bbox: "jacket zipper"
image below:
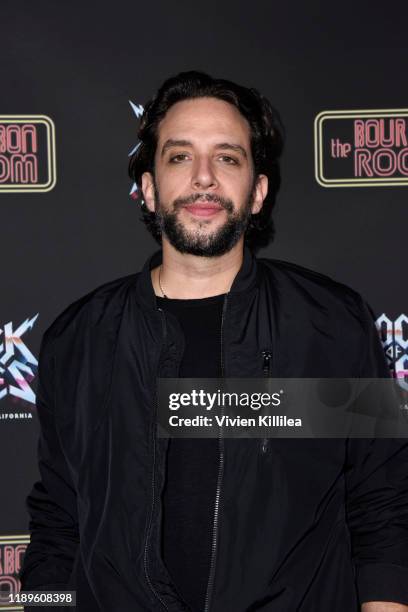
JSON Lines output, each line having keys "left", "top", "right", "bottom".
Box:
{"left": 203, "top": 293, "right": 229, "bottom": 612}
{"left": 144, "top": 307, "right": 169, "bottom": 610}
{"left": 261, "top": 349, "right": 272, "bottom": 454}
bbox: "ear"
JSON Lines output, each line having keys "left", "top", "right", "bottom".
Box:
{"left": 251, "top": 174, "right": 268, "bottom": 215}
{"left": 141, "top": 172, "right": 156, "bottom": 213}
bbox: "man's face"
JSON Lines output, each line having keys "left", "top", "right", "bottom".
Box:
{"left": 141, "top": 97, "right": 268, "bottom": 256}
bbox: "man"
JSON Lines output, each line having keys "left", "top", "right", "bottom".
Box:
{"left": 21, "top": 71, "right": 408, "bottom": 611}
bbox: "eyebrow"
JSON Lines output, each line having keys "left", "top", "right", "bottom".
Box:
{"left": 161, "top": 139, "right": 191, "bottom": 156}
{"left": 216, "top": 142, "right": 248, "bottom": 158}
{"left": 161, "top": 139, "right": 248, "bottom": 159}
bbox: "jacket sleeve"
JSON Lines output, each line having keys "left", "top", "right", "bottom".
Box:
{"left": 345, "top": 298, "right": 408, "bottom": 605}
{"left": 19, "top": 329, "right": 79, "bottom": 592}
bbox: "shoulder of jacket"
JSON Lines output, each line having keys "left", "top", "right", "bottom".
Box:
{"left": 42, "top": 272, "right": 140, "bottom": 348}
{"left": 258, "top": 257, "right": 368, "bottom": 317}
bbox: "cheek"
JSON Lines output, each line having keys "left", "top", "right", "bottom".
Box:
{"left": 225, "top": 174, "right": 253, "bottom": 203}
{"left": 155, "top": 165, "right": 191, "bottom": 199}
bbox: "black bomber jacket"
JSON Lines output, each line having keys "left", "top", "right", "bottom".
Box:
{"left": 20, "top": 247, "right": 408, "bottom": 611}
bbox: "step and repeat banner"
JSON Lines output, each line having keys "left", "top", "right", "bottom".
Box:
{"left": 1, "top": 1, "right": 407, "bottom": 605}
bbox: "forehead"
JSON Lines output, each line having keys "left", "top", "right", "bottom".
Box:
{"left": 156, "top": 97, "right": 251, "bottom": 147}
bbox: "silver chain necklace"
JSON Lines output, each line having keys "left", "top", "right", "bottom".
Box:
{"left": 158, "top": 265, "right": 168, "bottom": 298}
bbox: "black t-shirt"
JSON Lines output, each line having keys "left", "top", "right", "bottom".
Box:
{"left": 157, "top": 293, "right": 226, "bottom": 612}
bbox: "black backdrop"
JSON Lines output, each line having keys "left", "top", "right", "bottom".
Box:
{"left": 1, "top": 0, "right": 407, "bottom": 600}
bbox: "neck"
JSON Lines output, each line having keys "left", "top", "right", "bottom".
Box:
{"left": 152, "top": 239, "right": 245, "bottom": 299}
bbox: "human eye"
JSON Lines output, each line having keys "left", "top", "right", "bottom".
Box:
{"left": 169, "top": 153, "right": 190, "bottom": 163}
{"left": 218, "top": 155, "right": 239, "bottom": 165}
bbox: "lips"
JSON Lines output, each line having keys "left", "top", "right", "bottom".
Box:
{"left": 183, "top": 202, "right": 223, "bottom": 218}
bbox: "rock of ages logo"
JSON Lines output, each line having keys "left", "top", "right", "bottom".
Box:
{"left": 314, "top": 109, "right": 408, "bottom": 187}
{"left": 0, "top": 315, "right": 38, "bottom": 412}
{"left": 0, "top": 116, "right": 56, "bottom": 193}
{"left": 376, "top": 314, "right": 408, "bottom": 392}
{"left": 0, "top": 535, "right": 29, "bottom": 609}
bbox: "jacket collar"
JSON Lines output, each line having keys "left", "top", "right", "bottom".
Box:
{"left": 135, "top": 245, "right": 259, "bottom": 309}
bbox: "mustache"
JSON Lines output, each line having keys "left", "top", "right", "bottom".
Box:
{"left": 173, "top": 192, "right": 234, "bottom": 212}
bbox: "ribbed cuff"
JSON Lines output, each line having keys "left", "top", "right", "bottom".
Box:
{"left": 356, "top": 563, "right": 408, "bottom": 604}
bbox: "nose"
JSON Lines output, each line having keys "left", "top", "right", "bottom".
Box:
{"left": 191, "top": 155, "right": 218, "bottom": 191}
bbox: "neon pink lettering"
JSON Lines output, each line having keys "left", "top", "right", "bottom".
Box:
{"left": 6, "top": 125, "right": 21, "bottom": 153}
{"left": 379, "top": 119, "right": 394, "bottom": 147}
{"left": 0, "top": 575, "right": 18, "bottom": 592}
{"left": 21, "top": 124, "right": 37, "bottom": 153}
{"left": 4, "top": 546, "right": 14, "bottom": 574}
{"left": 353, "top": 118, "right": 408, "bottom": 149}
{"left": 14, "top": 545, "right": 26, "bottom": 574}
{"left": 372, "top": 149, "right": 396, "bottom": 176}
{"left": 0, "top": 126, "right": 5, "bottom": 153}
{"left": 354, "top": 149, "right": 374, "bottom": 177}
{"left": 354, "top": 120, "right": 365, "bottom": 147}
{"left": 0, "top": 156, "right": 10, "bottom": 182}
{"left": 366, "top": 120, "right": 380, "bottom": 147}
{"left": 10, "top": 154, "right": 38, "bottom": 183}
{"left": 399, "top": 150, "right": 408, "bottom": 175}
{"left": 396, "top": 118, "right": 408, "bottom": 147}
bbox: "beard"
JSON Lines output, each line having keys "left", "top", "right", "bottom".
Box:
{"left": 152, "top": 179, "right": 256, "bottom": 257}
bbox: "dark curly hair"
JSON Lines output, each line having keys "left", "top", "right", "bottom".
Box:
{"left": 128, "top": 70, "right": 284, "bottom": 252}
